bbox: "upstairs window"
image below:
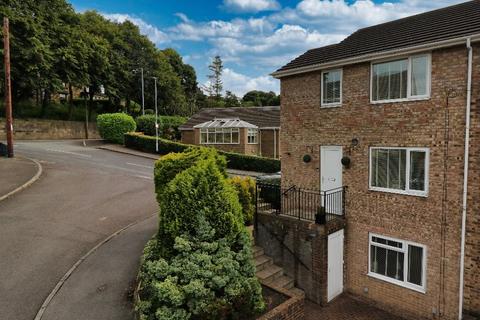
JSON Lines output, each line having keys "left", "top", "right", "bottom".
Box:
{"left": 371, "top": 54, "right": 430, "bottom": 103}
{"left": 370, "top": 147, "right": 428, "bottom": 196}
{"left": 247, "top": 128, "right": 258, "bottom": 144}
{"left": 369, "top": 234, "right": 426, "bottom": 292}
{"left": 321, "top": 69, "right": 342, "bottom": 107}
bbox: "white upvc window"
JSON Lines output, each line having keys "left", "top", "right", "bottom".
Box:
{"left": 369, "top": 233, "right": 427, "bottom": 293}
{"left": 371, "top": 54, "right": 431, "bottom": 103}
{"left": 247, "top": 128, "right": 258, "bottom": 144}
{"left": 321, "top": 69, "right": 342, "bottom": 107}
{"left": 369, "top": 147, "right": 429, "bottom": 197}
{"left": 200, "top": 127, "right": 240, "bottom": 144}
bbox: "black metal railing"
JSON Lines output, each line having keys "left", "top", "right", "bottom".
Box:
{"left": 256, "top": 183, "right": 347, "bottom": 223}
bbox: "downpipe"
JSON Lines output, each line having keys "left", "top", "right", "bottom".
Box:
{"left": 458, "top": 37, "right": 472, "bottom": 320}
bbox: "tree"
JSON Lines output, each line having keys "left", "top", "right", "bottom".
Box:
{"left": 242, "top": 90, "right": 280, "bottom": 107}
{"left": 207, "top": 56, "right": 223, "bottom": 101}
{"left": 224, "top": 91, "right": 240, "bottom": 108}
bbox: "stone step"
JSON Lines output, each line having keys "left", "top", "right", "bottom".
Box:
{"left": 252, "top": 246, "right": 264, "bottom": 258}
{"left": 255, "top": 254, "right": 272, "bottom": 272}
{"left": 288, "top": 287, "right": 305, "bottom": 297}
{"left": 272, "top": 275, "right": 294, "bottom": 289}
{"left": 256, "top": 264, "right": 283, "bottom": 283}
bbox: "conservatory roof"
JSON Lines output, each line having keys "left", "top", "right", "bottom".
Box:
{"left": 193, "top": 118, "right": 258, "bottom": 129}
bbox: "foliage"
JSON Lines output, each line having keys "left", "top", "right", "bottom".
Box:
{"left": 135, "top": 115, "right": 161, "bottom": 136}
{"left": 242, "top": 91, "right": 280, "bottom": 107}
{"left": 224, "top": 91, "right": 241, "bottom": 108}
{"left": 97, "top": 113, "right": 136, "bottom": 144}
{"left": 137, "top": 149, "right": 264, "bottom": 319}
{"left": 159, "top": 115, "right": 188, "bottom": 140}
{"left": 0, "top": 2, "right": 199, "bottom": 117}
{"left": 228, "top": 176, "right": 256, "bottom": 226}
{"left": 124, "top": 132, "right": 281, "bottom": 173}
{"left": 206, "top": 56, "right": 223, "bottom": 100}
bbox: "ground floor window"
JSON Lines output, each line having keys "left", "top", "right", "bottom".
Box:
{"left": 247, "top": 128, "right": 258, "bottom": 144}
{"left": 200, "top": 128, "right": 239, "bottom": 144}
{"left": 369, "top": 233, "right": 426, "bottom": 292}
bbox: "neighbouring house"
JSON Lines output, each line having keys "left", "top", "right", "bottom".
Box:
{"left": 254, "top": 1, "right": 480, "bottom": 320}
{"left": 179, "top": 106, "right": 280, "bottom": 158}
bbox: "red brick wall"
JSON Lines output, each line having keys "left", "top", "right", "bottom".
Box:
{"left": 280, "top": 44, "right": 480, "bottom": 319}
{"left": 180, "top": 130, "right": 195, "bottom": 144}
{"left": 261, "top": 129, "right": 281, "bottom": 159}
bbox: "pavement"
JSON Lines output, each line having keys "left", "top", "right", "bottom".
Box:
{"left": 0, "top": 140, "right": 158, "bottom": 320}
{"left": 0, "top": 156, "right": 40, "bottom": 199}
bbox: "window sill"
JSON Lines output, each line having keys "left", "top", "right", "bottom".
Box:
{"left": 367, "top": 272, "right": 426, "bottom": 294}
{"left": 369, "top": 187, "right": 428, "bottom": 198}
{"left": 370, "top": 96, "right": 430, "bottom": 104}
{"left": 321, "top": 103, "right": 342, "bottom": 108}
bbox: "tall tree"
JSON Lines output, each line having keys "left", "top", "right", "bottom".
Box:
{"left": 207, "top": 55, "right": 223, "bottom": 101}
{"left": 224, "top": 91, "right": 240, "bottom": 108}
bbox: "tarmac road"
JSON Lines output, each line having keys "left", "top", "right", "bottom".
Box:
{"left": 0, "top": 140, "right": 159, "bottom": 320}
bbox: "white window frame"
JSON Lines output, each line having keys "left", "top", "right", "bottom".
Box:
{"left": 368, "top": 233, "right": 427, "bottom": 293}
{"left": 370, "top": 53, "right": 431, "bottom": 104}
{"left": 321, "top": 68, "right": 343, "bottom": 107}
{"left": 247, "top": 128, "right": 259, "bottom": 144}
{"left": 199, "top": 127, "right": 240, "bottom": 145}
{"left": 369, "top": 147, "right": 429, "bottom": 197}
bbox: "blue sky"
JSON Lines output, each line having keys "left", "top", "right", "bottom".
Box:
{"left": 70, "top": 0, "right": 464, "bottom": 96}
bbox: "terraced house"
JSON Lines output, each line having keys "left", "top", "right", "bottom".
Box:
{"left": 259, "top": 1, "right": 480, "bottom": 319}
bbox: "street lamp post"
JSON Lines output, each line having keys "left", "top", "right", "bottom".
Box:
{"left": 152, "top": 77, "right": 158, "bottom": 153}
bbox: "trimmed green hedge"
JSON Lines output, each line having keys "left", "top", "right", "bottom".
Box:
{"left": 97, "top": 113, "right": 136, "bottom": 144}
{"left": 124, "top": 132, "right": 281, "bottom": 173}
{"left": 135, "top": 115, "right": 187, "bottom": 140}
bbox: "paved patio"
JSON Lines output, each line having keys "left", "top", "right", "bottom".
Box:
{"left": 305, "top": 294, "right": 406, "bottom": 320}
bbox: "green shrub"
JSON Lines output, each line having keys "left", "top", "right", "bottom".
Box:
{"left": 97, "top": 113, "right": 136, "bottom": 144}
{"left": 136, "top": 115, "right": 161, "bottom": 136}
{"left": 124, "top": 132, "right": 281, "bottom": 173}
{"left": 137, "top": 150, "right": 264, "bottom": 319}
{"left": 229, "top": 176, "right": 256, "bottom": 226}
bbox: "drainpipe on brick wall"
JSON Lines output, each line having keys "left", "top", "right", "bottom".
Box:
{"left": 273, "top": 129, "right": 277, "bottom": 159}
{"left": 458, "top": 37, "right": 473, "bottom": 320}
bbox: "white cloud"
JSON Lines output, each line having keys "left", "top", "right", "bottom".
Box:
{"left": 207, "top": 68, "right": 279, "bottom": 96}
{"left": 101, "top": 13, "right": 169, "bottom": 44}
{"left": 222, "top": 0, "right": 281, "bottom": 13}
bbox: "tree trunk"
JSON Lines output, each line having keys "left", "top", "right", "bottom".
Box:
{"left": 125, "top": 97, "right": 131, "bottom": 115}
{"left": 88, "top": 88, "right": 94, "bottom": 121}
{"left": 41, "top": 89, "right": 50, "bottom": 117}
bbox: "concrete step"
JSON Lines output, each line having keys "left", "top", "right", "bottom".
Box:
{"left": 252, "top": 246, "right": 264, "bottom": 258}
{"left": 273, "top": 275, "right": 294, "bottom": 289}
{"left": 256, "top": 264, "right": 283, "bottom": 283}
{"left": 254, "top": 254, "right": 272, "bottom": 272}
{"left": 288, "top": 287, "right": 305, "bottom": 297}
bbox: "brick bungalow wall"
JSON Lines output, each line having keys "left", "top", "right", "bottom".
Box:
{"left": 279, "top": 44, "right": 480, "bottom": 319}
{"left": 261, "top": 129, "right": 281, "bottom": 159}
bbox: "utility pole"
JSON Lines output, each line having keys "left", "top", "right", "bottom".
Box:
{"left": 3, "top": 17, "right": 13, "bottom": 157}
{"left": 141, "top": 68, "right": 145, "bottom": 115}
{"left": 152, "top": 77, "right": 159, "bottom": 152}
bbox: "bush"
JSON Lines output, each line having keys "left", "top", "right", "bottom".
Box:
{"left": 137, "top": 149, "right": 264, "bottom": 319}
{"left": 97, "top": 113, "right": 136, "bottom": 144}
{"left": 229, "top": 176, "right": 256, "bottom": 226}
{"left": 136, "top": 115, "right": 161, "bottom": 136}
{"left": 124, "top": 132, "right": 281, "bottom": 173}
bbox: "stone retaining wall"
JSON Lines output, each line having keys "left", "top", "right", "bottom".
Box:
{"left": 0, "top": 118, "right": 100, "bottom": 140}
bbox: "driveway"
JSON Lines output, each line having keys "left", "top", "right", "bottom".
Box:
{"left": 0, "top": 140, "right": 158, "bottom": 320}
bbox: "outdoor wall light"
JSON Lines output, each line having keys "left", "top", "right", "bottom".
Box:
{"left": 341, "top": 156, "right": 351, "bottom": 168}
{"left": 303, "top": 154, "right": 312, "bottom": 163}
{"left": 351, "top": 138, "right": 359, "bottom": 147}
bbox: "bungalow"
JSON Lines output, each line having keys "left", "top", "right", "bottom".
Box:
{"left": 179, "top": 106, "right": 280, "bottom": 158}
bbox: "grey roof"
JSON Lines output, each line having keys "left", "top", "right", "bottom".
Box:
{"left": 180, "top": 106, "right": 280, "bottom": 130}
{"left": 276, "top": 0, "right": 480, "bottom": 73}
{"left": 193, "top": 118, "right": 258, "bottom": 129}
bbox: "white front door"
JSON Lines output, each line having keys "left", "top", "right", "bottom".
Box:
{"left": 327, "top": 229, "right": 344, "bottom": 302}
{"left": 320, "top": 146, "right": 343, "bottom": 215}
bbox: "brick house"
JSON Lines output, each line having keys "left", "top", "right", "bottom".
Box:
{"left": 256, "top": 1, "right": 480, "bottom": 319}
{"left": 179, "top": 106, "right": 280, "bottom": 158}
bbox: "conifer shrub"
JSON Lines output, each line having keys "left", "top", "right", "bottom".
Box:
{"left": 228, "top": 176, "right": 256, "bottom": 226}
{"left": 137, "top": 149, "right": 264, "bottom": 320}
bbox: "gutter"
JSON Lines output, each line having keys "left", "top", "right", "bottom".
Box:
{"left": 459, "top": 37, "right": 473, "bottom": 320}
{"left": 271, "top": 34, "right": 480, "bottom": 78}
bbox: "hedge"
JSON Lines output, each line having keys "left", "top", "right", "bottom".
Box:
{"left": 135, "top": 115, "right": 187, "bottom": 140}
{"left": 228, "top": 176, "right": 256, "bottom": 226}
{"left": 124, "top": 132, "right": 280, "bottom": 173}
{"left": 97, "top": 113, "right": 136, "bottom": 144}
{"left": 137, "top": 148, "right": 264, "bottom": 319}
